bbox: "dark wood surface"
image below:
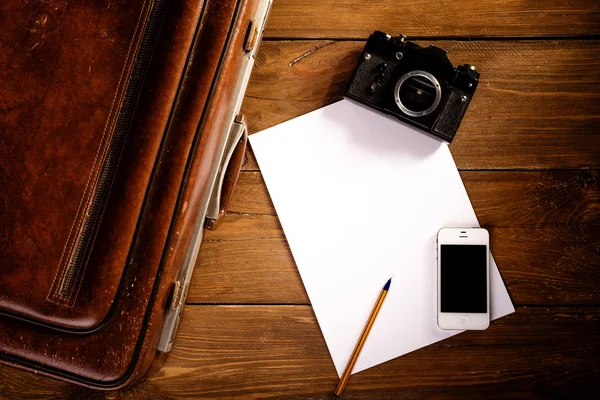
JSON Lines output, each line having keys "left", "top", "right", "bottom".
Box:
{"left": 1, "top": 307, "right": 599, "bottom": 399}
{"left": 263, "top": 0, "right": 600, "bottom": 38}
{"left": 1, "top": 0, "right": 600, "bottom": 398}
{"left": 242, "top": 40, "right": 600, "bottom": 170}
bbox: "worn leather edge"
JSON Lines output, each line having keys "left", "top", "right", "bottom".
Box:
{"left": 0, "top": 0, "right": 155, "bottom": 326}
{"left": 0, "top": 0, "right": 259, "bottom": 389}
{"left": 46, "top": 0, "right": 154, "bottom": 307}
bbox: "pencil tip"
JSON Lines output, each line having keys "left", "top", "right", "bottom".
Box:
{"left": 383, "top": 278, "right": 392, "bottom": 291}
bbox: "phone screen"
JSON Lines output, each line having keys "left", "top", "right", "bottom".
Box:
{"left": 440, "top": 244, "right": 487, "bottom": 313}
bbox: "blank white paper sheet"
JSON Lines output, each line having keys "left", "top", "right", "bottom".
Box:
{"left": 249, "top": 100, "right": 515, "bottom": 377}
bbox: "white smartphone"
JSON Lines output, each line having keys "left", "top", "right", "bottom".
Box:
{"left": 437, "top": 227, "right": 490, "bottom": 330}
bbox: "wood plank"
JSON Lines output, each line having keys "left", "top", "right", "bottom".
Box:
{"left": 240, "top": 40, "right": 600, "bottom": 170}
{"left": 2, "top": 306, "right": 598, "bottom": 399}
{"left": 264, "top": 0, "right": 600, "bottom": 39}
{"left": 228, "top": 170, "right": 600, "bottom": 226}
{"left": 190, "top": 170, "right": 600, "bottom": 305}
{"left": 192, "top": 227, "right": 600, "bottom": 305}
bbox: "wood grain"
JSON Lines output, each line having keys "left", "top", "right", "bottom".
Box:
{"left": 1, "top": 306, "right": 598, "bottom": 399}
{"left": 1, "top": 0, "right": 599, "bottom": 397}
{"left": 188, "top": 170, "right": 600, "bottom": 305}
{"left": 264, "top": 0, "right": 600, "bottom": 39}
{"left": 228, "top": 170, "right": 600, "bottom": 226}
{"left": 240, "top": 40, "right": 600, "bottom": 170}
{"left": 192, "top": 227, "right": 600, "bottom": 305}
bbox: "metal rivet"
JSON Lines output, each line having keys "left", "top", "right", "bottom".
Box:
{"left": 395, "top": 52, "right": 403, "bottom": 60}
{"left": 385, "top": 34, "right": 391, "bottom": 40}
{"left": 364, "top": 53, "right": 371, "bottom": 61}
{"left": 468, "top": 83, "right": 473, "bottom": 88}
{"left": 461, "top": 95, "right": 468, "bottom": 103}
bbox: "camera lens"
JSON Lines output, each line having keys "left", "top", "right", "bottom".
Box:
{"left": 394, "top": 71, "right": 442, "bottom": 117}
{"left": 400, "top": 77, "right": 436, "bottom": 112}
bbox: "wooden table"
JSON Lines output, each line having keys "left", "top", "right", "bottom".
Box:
{"left": 1, "top": 1, "right": 599, "bottom": 398}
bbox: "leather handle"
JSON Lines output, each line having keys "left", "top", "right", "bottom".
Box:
{"left": 205, "top": 114, "right": 248, "bottom": 230}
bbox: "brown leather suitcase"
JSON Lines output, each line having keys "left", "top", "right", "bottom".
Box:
{"left": 0, "top": 0, "right": 271, "bottom": 389}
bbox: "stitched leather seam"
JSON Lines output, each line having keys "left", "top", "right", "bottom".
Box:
{"left": 47, "top": 0, "right": 152, "bottom": 305}
{"left": 47, "top": 7, "right": 149, "bottom": 303}
{"left": 49, "top": 4, "right": 153, "bottom": 304}
{"left": 70, "top": 0, "right": 169, "bottom": 307}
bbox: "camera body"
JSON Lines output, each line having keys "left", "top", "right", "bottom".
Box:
{"left": 344, "top": 31, "right": 480, "bottom": 143}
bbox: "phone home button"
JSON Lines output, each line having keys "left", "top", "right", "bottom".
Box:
{"left": 460, "top": 316, "right": 468, "bottom": 324}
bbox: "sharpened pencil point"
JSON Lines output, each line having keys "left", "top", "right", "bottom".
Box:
{"left": 383, "top": 278, "right": 391, "bottom": 291}
{"left": 333, "top": 277, "right": 392, "bottom": 397}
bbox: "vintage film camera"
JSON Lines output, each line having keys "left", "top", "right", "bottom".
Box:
{"left": 345, "top": 31, "right": 479, "bottom": 143}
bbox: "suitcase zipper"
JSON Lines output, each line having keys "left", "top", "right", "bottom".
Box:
{"left": 56, "top": 0, "right": 171, "bottom": 301}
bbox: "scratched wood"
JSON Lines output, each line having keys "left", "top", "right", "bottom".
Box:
{"left": 191, "top": 228, "right": 600, "bottom": 305}
{"left": 186, "top": 170, "right": 600, "bottom": 305}
{"left": 226, "top": 170, "right": 600, "bottom": 225}
{"left": 192, "top": 228, "right": 599, "bottom": 305}
{"left": 264, "top": 0, "right": 600, "bottom": 39}
{"left": 2, "top": 0, "right": 600, "bottom": 398}
{"left": 1, "top": 307, "right": 598, "bottom": 399}
{"left": 240, "top": 40, "right": 600, "bottom": 170}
